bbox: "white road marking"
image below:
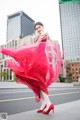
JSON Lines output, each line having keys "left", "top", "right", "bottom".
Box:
{"left": 0, "top": 91, "right": 80, "bottom": 103}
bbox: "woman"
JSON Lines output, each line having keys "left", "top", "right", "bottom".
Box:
{"left": 1, "top": 22, "right": 62, "bottom": 114}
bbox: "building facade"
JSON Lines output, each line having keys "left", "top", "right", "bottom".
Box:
{"left": 60, "top": 59, "right": 80, "bottom": 83}
{"left": 7, "top": 11, "right": 35, "bottom": 42}
{"left": 59, "top": 3, "right": 80, "bottom": 60}
{"left": 66, "top": 60, "right": 80, "bottom": 82}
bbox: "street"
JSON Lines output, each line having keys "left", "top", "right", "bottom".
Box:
{"left": 0, "top": 87, "right": 80, "bottom": 115}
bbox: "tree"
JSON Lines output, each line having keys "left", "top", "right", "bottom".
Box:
{"left": 0, "top": 71, "right": 8, "bottom": 81}
{"left": 68, "top": 72, "right": 73, "bottom": 82}
{"left": 59, "top": 75, "right": 65, "bottom": 82}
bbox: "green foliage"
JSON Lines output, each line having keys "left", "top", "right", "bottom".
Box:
{"left": 68, "top": 72, "right": 73, "bottom": 82}
{"left": 59, "top": 75, "right": 65, "bottom": 82}
{"left": 69, "top": 72, "right": 72, "bottom": 76}
{"left": 0, "top": 71, "right": 8, "bottom": 78}
{"left": 13, "top": 74, "right": 16, "bottom": 81}
{"left": 0, "top": 71, "right": 8, "bottom": 81}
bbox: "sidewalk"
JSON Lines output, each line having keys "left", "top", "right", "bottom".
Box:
{"left": 0, "top": 82, "right": 74, "bottom": 89}
{"left": 8, "top": 100, "right": 80, "bottom": 120}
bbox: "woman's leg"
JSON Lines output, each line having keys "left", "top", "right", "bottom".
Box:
{"left": 39, "top": 90, "right": 46, "bottom": 110}
{"left": 41, "top": 90, "right": 52, "bottom": 111}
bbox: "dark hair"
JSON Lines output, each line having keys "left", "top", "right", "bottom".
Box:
{"left": 34, "top": 22, "right": 44, "bottom": 30}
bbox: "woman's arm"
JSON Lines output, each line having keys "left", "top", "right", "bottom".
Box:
{"left": 35, "top": 32, "right": 52, "bottom": 42}
{"left": 38, "top": 34, "right": 47, "bottom": 41}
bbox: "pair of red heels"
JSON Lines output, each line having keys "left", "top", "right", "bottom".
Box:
{"left": 37, "top": 104, "right": 54, "bottom": 114}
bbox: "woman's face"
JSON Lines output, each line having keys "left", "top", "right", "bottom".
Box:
{"left": 35, "top": 25, "right": 44, "bottom": 35}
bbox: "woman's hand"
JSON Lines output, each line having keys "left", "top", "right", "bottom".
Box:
{"left": 38, "top": 34, "right": 47, "bottom": 42}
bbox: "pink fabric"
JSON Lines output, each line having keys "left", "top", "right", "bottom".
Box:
{"left": 1, "top": 41, "right": 62, "bottom": 102}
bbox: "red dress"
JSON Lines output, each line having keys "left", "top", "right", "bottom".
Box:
{"left": 1, "top": 37, "right": 62, "bottom": 102}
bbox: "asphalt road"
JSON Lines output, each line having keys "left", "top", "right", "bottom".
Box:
{"left": 0, "top": 87, "right": 80, "bottom": 115}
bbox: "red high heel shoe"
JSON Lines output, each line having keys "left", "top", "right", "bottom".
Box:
{"left": 37, "top": 105, "right": 47, "bottom": 113}
{"left": 42, "top": 104, "right": 54, "bottom": 114}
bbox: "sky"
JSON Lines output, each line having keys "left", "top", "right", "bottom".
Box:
{"left": 0, "top": 0, "right": 62, "bottom": 49}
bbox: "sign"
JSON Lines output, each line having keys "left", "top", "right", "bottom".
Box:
{"left": 0, "top": 113, "right": 8, "bottom": 120}
{"left": 59, "top": 0, "right": 80, "bottom": 4}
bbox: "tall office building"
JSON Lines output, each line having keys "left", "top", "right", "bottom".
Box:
{"left": 7, "top": 11, "right": 35, "bottom": 41}
{"left": 59, "top": 1, "right": 80, "bottom": 60}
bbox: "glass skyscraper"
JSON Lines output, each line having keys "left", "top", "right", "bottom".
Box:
{"left": 59, "top": 2, "right": 80, "bottom": 60}
{"left": 7, "top": 11, "right": 35, "bottom": 41}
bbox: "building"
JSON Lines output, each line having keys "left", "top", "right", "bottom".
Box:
{"left": 59, "top": 60, "right": 80, "bottom": 83}
{"left": 59, "top": 2, "right": 80, "bottom": 60}
{"left": 66, "top": 60, "right": 80, "bottom": 82}
{"left": 7, "top": 11, "right": 35, "bottom": 42}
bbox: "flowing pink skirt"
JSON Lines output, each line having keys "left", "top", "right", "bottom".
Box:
{"left": 1, "top": 41, "right": 62, "bottom": 102}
